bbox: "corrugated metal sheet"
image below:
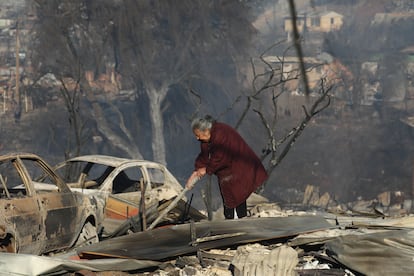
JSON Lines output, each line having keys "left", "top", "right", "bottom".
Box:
{"left": 326, "top": 229, "right": 414, "bottom": 276}
{"left": 78, "top": 216, "right": 332, "bottom": 260}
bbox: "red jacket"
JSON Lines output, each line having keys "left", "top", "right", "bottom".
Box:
{"left": 195, "top": 122, "right": 268, "bottom": 208}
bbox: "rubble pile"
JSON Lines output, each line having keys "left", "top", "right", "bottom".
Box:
{"left": 2, "top": 184, "right": 414, "bottom": 275}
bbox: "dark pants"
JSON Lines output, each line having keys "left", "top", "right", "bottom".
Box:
{"left": 224, "top": 201, "right": 247, "bottom": 219}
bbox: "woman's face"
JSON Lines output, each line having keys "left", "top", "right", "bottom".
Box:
{"left": 193, "top": 128, "right": 211, "bottom": 142}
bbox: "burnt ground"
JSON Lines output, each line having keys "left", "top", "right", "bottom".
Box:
{"left": 263, "top": 104, "right": 414, "bottom": 205}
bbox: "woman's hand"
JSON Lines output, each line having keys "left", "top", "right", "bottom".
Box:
{"left": 185, "top": 168, "right": 206, "bottom": 189}
{"left": 196, "top": 167, "right": 206, "bottom": 178}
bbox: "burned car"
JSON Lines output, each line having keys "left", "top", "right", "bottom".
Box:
{"left": 53, "top": 155, "right": 206, "bottom": 237}
{"left": 0, "top": 153, "right": 102, "bottom": 255}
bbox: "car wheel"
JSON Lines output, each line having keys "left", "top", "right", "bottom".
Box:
{"left": 74, "top": 222, "right": 99, "bottom": 248}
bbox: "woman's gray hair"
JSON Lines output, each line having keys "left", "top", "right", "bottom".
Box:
{"left": 191, "top": 115, "right": 215, "bottom": 131}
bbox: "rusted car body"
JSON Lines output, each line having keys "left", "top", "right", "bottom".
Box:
{"left": 0, "top": 153, "right": 103, "bottom": 255}
{"left": 53, "top": 155, "right": 204, "bottom": 236}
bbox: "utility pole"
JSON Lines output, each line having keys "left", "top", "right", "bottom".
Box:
{"left": 15, "top": 19, "right": 21, "bottom": 119}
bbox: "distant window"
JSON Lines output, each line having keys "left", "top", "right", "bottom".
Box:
{"left": 311, "top": 17, "right": 320, "bottom": 26}
{"left": 330, "top": 18, "right": 335, "bottom": 24}
{"left": 316, "top": 66, "right": 323, "bottom": 74}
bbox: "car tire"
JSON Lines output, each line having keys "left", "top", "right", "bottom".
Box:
{"left": 74, "top": 221, "right": 99, "bottom": 248}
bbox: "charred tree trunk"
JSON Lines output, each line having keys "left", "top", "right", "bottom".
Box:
{"left": 147, "top": 87, "right": 167, "bottom": 165}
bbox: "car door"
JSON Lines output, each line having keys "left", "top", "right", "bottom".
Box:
{"left": 105, "top": 165, "right": 146, "bottom": 220}
{"left": 20, "top": 157, "right": 81, "bottom": 253}
{"left": 0, "top": 157, "right": 43, "bottom": 254}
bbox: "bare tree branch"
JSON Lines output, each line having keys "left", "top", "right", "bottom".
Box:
{"left": 263, "top": 79, "right": 333, "bottom": 179}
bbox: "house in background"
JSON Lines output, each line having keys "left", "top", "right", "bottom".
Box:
{"left": 284, "top": 11, "right": 344, "bottom": 40}
{"left": 257, "top": 53, "right": 353, "bottom": 120}
{"left": 371, "top": 12, "right": 414, "bottom": 25}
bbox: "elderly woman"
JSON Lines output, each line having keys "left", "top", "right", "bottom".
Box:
{"left": 186, "top": 115, "right": 268, "bottom": 219}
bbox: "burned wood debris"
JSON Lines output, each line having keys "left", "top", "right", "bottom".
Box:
{"left": 2, "top": 184, "right": 414, "bottom": 275}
